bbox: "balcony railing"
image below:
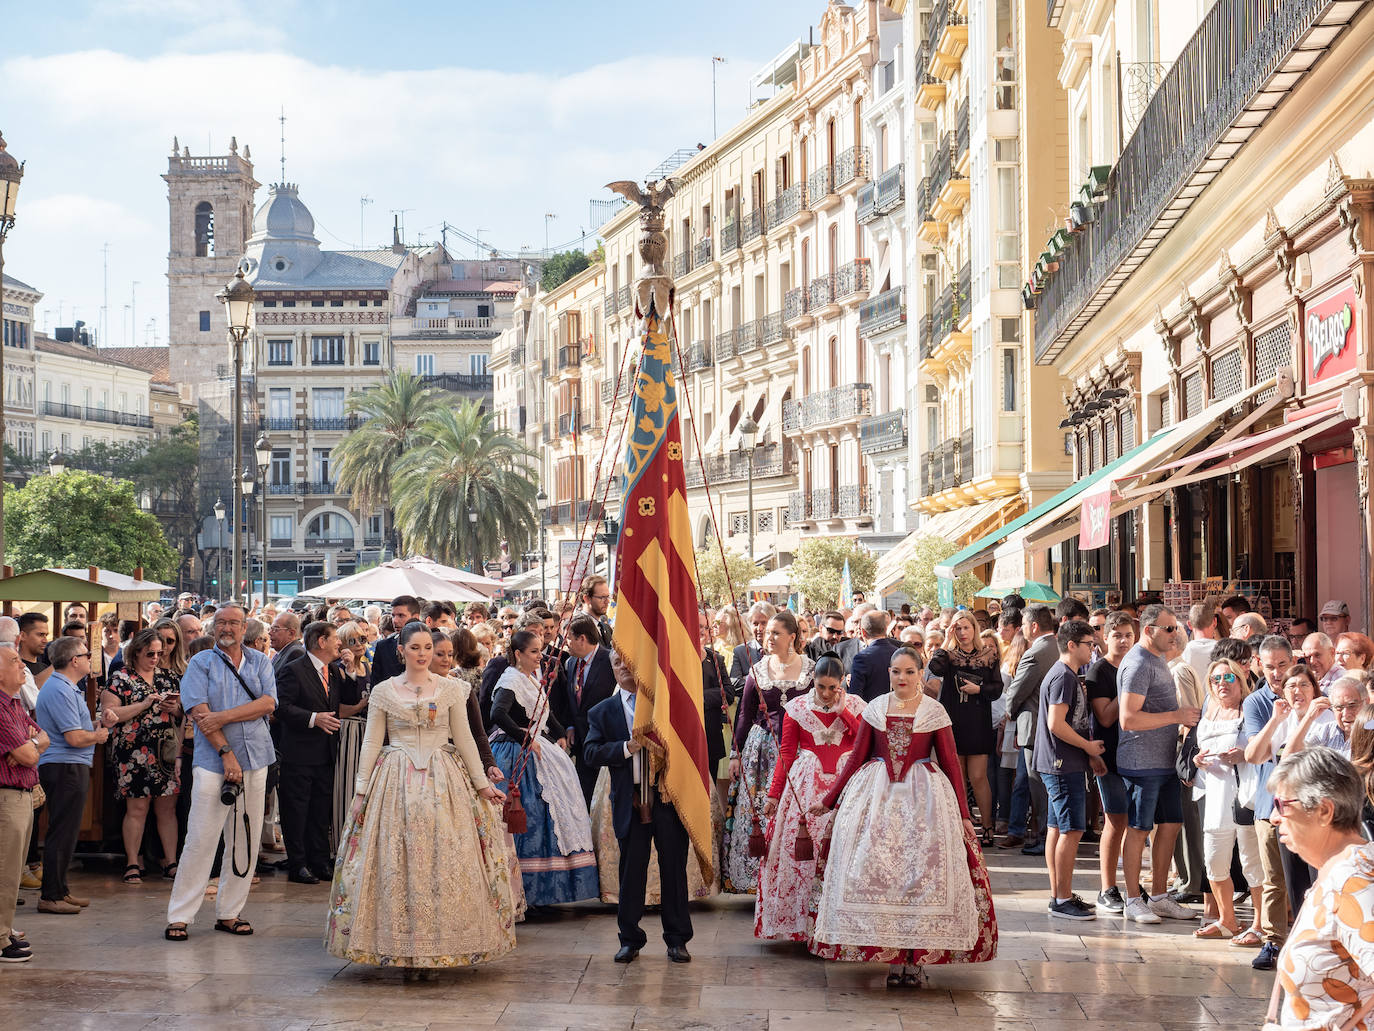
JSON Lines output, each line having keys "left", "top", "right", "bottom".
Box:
{"left": 929, "top": 131, "right": 956, "bottom": 203}
{"left": 617, "top": 286, "right": 631, "bottom": 313}
{"left": 684, "top": 340, "right": 712, "bottom": 374}
{"left": 307, "top": 480, "right": 343, "bottom": 494}
{"left": 694, "top": 236, "right": 713, "bottom": 268}
{"left": 741, "top": 208, "right": 766, "bottom": 245}
{"left": 835, "top": 146, "right": 869, "bottom": 190}
{"left": 721, "top": 220, "right": 739, "bottom": 254}
{"left": 783, "top": 286, "right": 809, "bottom": 323}
{"left": 787, "top": 383, "right": 872, "bottom": 432}
{"left": 858, "top": 286, "right": 906, "bottom": 338}
{"left": 510, "top": 344, "right": 526, "bottom": 365}
{"left": 41, "top": 400, "right": 155, "bottom": 429}
{"left": 835, "top": 259, "right": 871, "bottom": 300}
{"left": 956, "top": 101, "right": 969, "bottom": 157}
{"left": 557, "top": 345, "right": 582, "bottom": 371}
{"left": 811, "top": 488, "right": 833, "bottom": 521}
{"left": 308, "top": 416, "right": 353, "bottom": 431}
{"left": 672, "top": 250, "right": 690, "bottom": 278}
{"left": 684, "top": 444, "right": 791, "bottom": 489}
{"left": 808, "top": 165, "right": 835, "bottom": 207}
{"left": 808, "top": 274, "right": 835, "bottom": 310}
{"left": 835, "top": 484, "right": 873, "bottom": 519}
{"left": 421, "top": 372, "right": 494, "bottom": 393}
{"left": 859, "top": 410, "right": 907, "bottom": 455}
{"left": 714, "top": 327, "right": 737, "bottom": 363}
{"left": 927, "top": 0, "right": 950, "bottom": 52}
{"left": 772, "top": 182, "right": 809, "bottom": 225}
{"left": 1035, "top": 0, "right": 1350, "bottom": 361}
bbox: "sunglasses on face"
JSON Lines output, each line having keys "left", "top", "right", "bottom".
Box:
{"left": 1210, "top": 672, "right": 1237, "bottom": 683}
{"left": 1271, "top": 797, "right": 1305, "bottom": 816}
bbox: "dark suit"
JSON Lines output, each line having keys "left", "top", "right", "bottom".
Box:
{"left": 729, "top": 641, "right": 763, "bottom": 699}
{"left": 276, "top": 653, "right": 361, "bottom": 872}
{"left": 272, "top": 639, "right": 305, "bottom": 676}
{"left": 558, "top": 646, "right": 617, "bottom": 803}
{"left": 701, "top": 650, "right": 729, "bottom": 774}
{"left": 584, "top": 693, "right": 692, "bottom": 950}
{"left": 834, "top": 636, "right": 863, "bottom": 674}
{"left": 369, "top": 636, "right": 402, "bottom": 688}
{"left": 848, "top": 636, "right": 902, "bottom": 701}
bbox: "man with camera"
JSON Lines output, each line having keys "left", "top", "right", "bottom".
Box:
{"left": 165, "top": 605, "right": 276, "bottom": 941}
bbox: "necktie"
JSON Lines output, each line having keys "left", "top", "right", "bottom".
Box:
{"left": 320, "top": 663, "right": 330, "bottom": 698}
{"left": 576, "top": 658, "right": 587, "bottom": 707}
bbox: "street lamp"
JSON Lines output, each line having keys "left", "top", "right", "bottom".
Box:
{"left": 255, "top": 433, "right": 271, "bottom": 607}
{"left": 46, "top": 450, "right": 65, "bottom": 477}
{"left": 217, "top": 267, "right": 255, "bottom": 603}
{"left": 0, "top": 133, "right": 25, "bottom": 571}
{"left": 536, "top": 489, "right": 549, "bottom": 601}
{"left": 737, "top": 414, "right": 758, "bottom": 562}
{"left": 213, "top": 496, "right": 226, "bottom": 600}
{"left": 240, "top": 466, "right": 255, "bottom": 604}
{"left": 468, "top": 510, "right": 479, "bottom": 574}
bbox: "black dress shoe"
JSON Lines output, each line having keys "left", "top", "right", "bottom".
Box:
{"left": 255, "top": 860, "right": 277, "bottom": 876}
{"left": 311, "top": 867, "right": 334, "bottom": 881}
{"left": 613, "top": 945, "right": 640, "bottom": 963}
{"left": 666, "top": 945, "right": 692, "bottom": 963}
{"left": 287, "top": 867, "right": 320, "bottom": 884}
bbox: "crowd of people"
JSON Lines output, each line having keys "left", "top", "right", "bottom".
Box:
{"left": 5, "top": 584, "right": 1374, "bottom": 1023}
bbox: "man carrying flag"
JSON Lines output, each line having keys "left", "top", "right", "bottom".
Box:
{"left": 585, "top": 177, "right": 713, "bottom": 965}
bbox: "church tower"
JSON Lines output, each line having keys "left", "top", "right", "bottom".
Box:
{"left": 164, "top": 136, "right": 259, "bottom": 389}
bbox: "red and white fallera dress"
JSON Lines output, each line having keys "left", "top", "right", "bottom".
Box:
{"left": 754, "top": 689, "right": 865, "bottom": 941}
{"left": 809, "top": 691, "right": 997, "bottom": 965}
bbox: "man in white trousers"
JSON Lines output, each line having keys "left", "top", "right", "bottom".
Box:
{"left": 164, "top": 605, "right": 277, "bottom": 941}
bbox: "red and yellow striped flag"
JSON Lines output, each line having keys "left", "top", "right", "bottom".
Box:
{"left": 613, "top": 305, "right": 714, "bottom": 884}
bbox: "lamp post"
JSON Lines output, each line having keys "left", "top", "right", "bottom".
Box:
{"left": 213, "top": 496, "right": 226, "bottom": 600}
{"left": 217, "top": 268, "right": 255, "bottom": 603}
{"left": 737, "top": 414, "right": 758, "bottom": 563}
{"left": 468, "top": 510, "right": 479, "bottom": 574}
{"left": 240, "top": 466, "right": 255, "bottom": 605}
{"left": 536, "top": 489, "right": 549, "bottom": 600}
{"left": 0, "top": 134, "right": 25, "bottom": 571}
{"left": 255, "top": 433, "right": 271, "bottom": 606}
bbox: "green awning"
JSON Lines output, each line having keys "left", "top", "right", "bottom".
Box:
{"left": 935, "top": 437, "right": 1157, "bottom": 583}
{"left": 976, "top": 581, "right": 1060, "bottom": 602}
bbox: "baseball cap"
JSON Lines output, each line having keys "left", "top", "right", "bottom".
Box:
{"left": 1321, "top": 600, "right": 1350, "bottom": 618}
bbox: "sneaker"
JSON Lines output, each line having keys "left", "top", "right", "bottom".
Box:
{"left": 1253, "top": 942, "right": 1279, "bottom": 970}
{"left": 36, "top": 899, "right": 80, "bottom": 915}
{"left": 1021, "top": 842, "right": 1045, "bottom": 856}
{"left": 18, "top": 870, "right": 39, "bottom": 890}
{"left": 0, "top": 941, "right": 32, "bottom": 963}
{"left": 1148, "top": 894, "right": 1196, "bottom": 921}
{"left": 1067, "top": 894, "right": 1097, "bottom": 917}
{"left": 1050, "top": 897, "right": 1097, "bottom": 921}
{"left": 1096, "top": 886, "right": 1126, "bottom": 913}
{"left": 1124, "top": 895, "right": 1162, "bottom": 924}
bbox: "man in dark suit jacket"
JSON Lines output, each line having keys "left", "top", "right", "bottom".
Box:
{"left": 276, "top": 621, "right": 362, "bottom": 883}
{"left": 848, "top": 610, "right": 903, "bottom": 701}
{"left": 583, "top": 655, "right": 692, "bottom": 965}
{"left": 805, "top": 611, "right": 847, "bottom": 662}
{"left": 834, "top": 603, "right": 877, "bottom": 673}
{"left": 558, "top": 614, "right": 617, "bottom": 803}
{"left": 269, "top": 612, "right": 304, "bottom": 676}
{"left": 728, "top": 601, "right": 774, "bottom": 698}
{"left": 368, "top": 595, "right": 419, "bottom": 689}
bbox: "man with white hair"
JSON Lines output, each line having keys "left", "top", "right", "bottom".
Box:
{"left": 729, "top": 602, "right": 775, "bottom": 696}
{"left": 1231, "top": 612, "right": 1268, "bottom": 640}
{"left": 145, "top": 602, "right": 164, "bottom": 624}
{"left": 362, "top": 605, "right": 382, "bottom": 628}
{"left": 1301, "top": 633, "right": 1346, "bottom": 693}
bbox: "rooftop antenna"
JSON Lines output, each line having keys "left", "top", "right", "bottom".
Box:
{"left": 359, "top": 195, "right": 373, "bottom": 248}
{"left": 390, "top": 209, "right": 414, "bottom": 244}
{"left": 544, "top": 213, "right": 557, "bottom": 258}
{"left": 278, "top": 106, "right": 287, "bottom": 184}
{"left": 712, "top": 56, "right": 727, "bottom": 138}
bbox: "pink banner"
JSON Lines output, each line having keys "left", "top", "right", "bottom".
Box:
{"left": 1078, "top": 482, "right": 1113, "bottom": 551}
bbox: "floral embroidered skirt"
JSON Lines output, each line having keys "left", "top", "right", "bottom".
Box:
{"left": 754, "top": 748, "right": 839, "bottom": 942}
{"left": 721, "top": 725, "right": 779, "bottom": 894}
{"left": 325, "top": 747, "right": 517, "bottom": 967}
{"left": 809, "top": 759, "right": 997, "bottom": 965}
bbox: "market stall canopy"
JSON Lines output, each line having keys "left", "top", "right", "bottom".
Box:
{"left": 0, "top": 567, "right": 170, "bottom": 605}
{"left": 976, "top": 581, "right": 1060, "bottom": 603}
{"left": 297, "top": 559, "right": 486, "bottom": 603}
{"left": 750, "top": 564, "right": 793, "bottom": 590}
{"left": 407, "top": 556, "right": 506, "bottom": 596}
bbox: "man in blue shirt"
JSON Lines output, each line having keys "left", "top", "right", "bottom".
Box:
{"left": 165, "top": 604, "right": 276, "bottom": 941}
{"left": 1241, "top": 634, "right": 1297, "bottom": 971}
{"left": 34, "top": 636, "right": 107, "bottom": 914}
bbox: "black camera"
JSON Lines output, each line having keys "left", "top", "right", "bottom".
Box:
{"left": 220, "top": 780, "right": 243, "bottom": 806}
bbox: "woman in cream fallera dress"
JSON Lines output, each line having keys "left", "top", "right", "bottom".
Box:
{"left": 326, "top": 625, "right": 517, "bottom": 971}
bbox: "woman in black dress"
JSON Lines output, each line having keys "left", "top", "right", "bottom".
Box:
{"left": 927, "top": 610, "right": 1002, "bottom": 845}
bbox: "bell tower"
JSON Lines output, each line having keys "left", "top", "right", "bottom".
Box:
{"left": 164, "top": 136, "right": 259, "bottom": 389}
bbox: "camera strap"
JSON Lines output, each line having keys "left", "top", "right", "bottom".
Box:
{"left": 228, "top": 787, "right": 252, "bottom": 879}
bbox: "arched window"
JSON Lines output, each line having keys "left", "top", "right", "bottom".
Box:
{"left": 305, "top": 511, "right": 354, "bottom": 545}
{"left": 195, "top": 201, "right": 215, "bottom": 257}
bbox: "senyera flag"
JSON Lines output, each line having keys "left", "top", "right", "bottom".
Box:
{"left": 612, "top": 302, "right": 714, "bottom": 885}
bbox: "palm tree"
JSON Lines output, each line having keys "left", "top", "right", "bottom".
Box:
{"left": 391, "top": 401, "right": 539, "bottom": 569}
{"left": 332, "top": 370, "right": 444, "bottom": 552}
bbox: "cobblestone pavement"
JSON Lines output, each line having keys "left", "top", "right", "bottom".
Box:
{"left": 1, "top": 849, "right": 1270, "bottom": 1030}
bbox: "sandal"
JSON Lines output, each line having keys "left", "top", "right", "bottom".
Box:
{"left": 979, "top": 826, "right": 994, "bottom": 847}
{"left": 885, "top": 968, "right": 903, "bottom": 989}
{"left": 122, "top": 865, "right": 143, "bottom": 884}
{"left": 902, "top": 966, "right": 928, "bottom": 988}
{"left": 1230, "top": 928, "right": 1264, "bottom": 948}
{"left": 161, "top": 862, "right": 178, "bottom": 880}
{"left": 214, "top": 918, "right": 254, "bottom": 936}
{"left": 1193, "top": 920, "right": 1238, "bottom": 939}
{"left": 164, "top": 923, "right": 188, "bottom": 942}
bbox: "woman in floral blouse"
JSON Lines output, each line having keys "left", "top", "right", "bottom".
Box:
{"left": 99, "top": 628, "right": 183, "bottom": 883}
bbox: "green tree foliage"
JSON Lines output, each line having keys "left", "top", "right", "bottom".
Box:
{"left": 901, "top": 535, "right": 984, "bottom": 609}
{"left": 791, "top": 538, "right": 876, "bottom": 609}
{"left": 693, "top": 545, "right": 759, "bottom": 609}
{"left": 391, "top": 401, "right": 539, "bottom": 569}
{"left": 4, "top": 470, "right": 180, "bottom": 582}
{"left": 541, "top": 250, "right": 591, "bottom": 292}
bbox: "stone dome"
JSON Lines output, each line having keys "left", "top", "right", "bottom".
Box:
{"left": 250, "top": 183, "right": 318, "bottom": 244}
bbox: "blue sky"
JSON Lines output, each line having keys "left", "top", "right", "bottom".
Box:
{"left": 2, "top": 0, "right": 821, "bottom": 347}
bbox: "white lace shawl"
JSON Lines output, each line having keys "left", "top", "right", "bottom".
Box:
{"left": 862, "top": 690, "right": 951, "bottom": 734}
{"left": 495, "top": 665, "right": 549, "bottom": 738}
{"left": 784, "top": 691, "right": 865, "bottom": 747}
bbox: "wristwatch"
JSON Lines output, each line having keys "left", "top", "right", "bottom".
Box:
{"left": 217, "top": 745, "right": 233, "bottom": 757}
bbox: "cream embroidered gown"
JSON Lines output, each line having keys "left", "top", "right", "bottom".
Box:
{"left": 325, "top": 676, "right": 517, "bottom": 967}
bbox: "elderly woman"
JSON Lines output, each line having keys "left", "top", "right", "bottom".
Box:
{"left": 1266, "top": 747, "right": 1374, "bottom": 1029}
{"left": 1336, "top": 633, "right": 1374, "bottom": 674}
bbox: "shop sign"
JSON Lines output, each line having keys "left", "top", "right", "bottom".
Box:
{"left": 1305, "top": 285, "right": 1358, "bottom": 385}
{"left": 1078, "top": 481, "right": 1113, "bottom": 551}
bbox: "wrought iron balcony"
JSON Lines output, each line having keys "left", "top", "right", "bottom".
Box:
{"left": 835, "top": 259, "right": 871, "bottom": 301}
{"left": 268, "top": 482, "right": 296, "bottom": 496}
{"left": 857, "top": 180, "right": 878, "bottom": 224}
{"left": 835, "top": 146, "right": 869, "bottom": 190}
{"left": 960, "top": 427, "right": 974, "bottom": 483}
{"left": 1035, "top": 0, "right": 1356, "bottom": 361}
{"left": 788, "top": 383, "right": 872, "bottom": 432}
{"left": 263, "top": 416, "right": 297, "bottom": 432}
{"left": 421, "top": 373, "right": 493, "bottom": 393}
{"left": 858, "top": 287, "right": 906, "bottom": 338}
{"left": 808, "top": 273, "right": 835, "bottom": 310}
{"left": 694, "top": 236, "right": 713, "bottom": 267}
{"left": 617, "top": 286, "right": 631, "bottom": 312}
{"left": 741, "top": 208, "right": 766, "bottom": 245}
{"left": 929, "top": 131, "right": 956, "bottom": 204}
{"left": 684, "top": 340, "right": 712, "bottom": 374}
{"left": 927, "top": 0, "right": 950, "bottom": 51}
{"left": 684, "top": 444, "right": 791, "bottom": 489}
{"left": 956, "top": 101, "right": 969, "bottom": 158}
{"left": 835, "top": 484, "right": 873, "bottom": 519}
{"left": 672, "top": 250, "right": 690, "bottom": 278}
{"left": 721, "top": 220, "right": 739, "bottom": 254}
{"left": 810, "top": 488, "right": 833, "bottom": 521}
{"left": 557, "top": 345, "right": 581, "bottom": 370}
{"left": 510, "top": 345, "right": 526, "bottom": 366}
{"left": 859, "top": 410, "right": 907, "bottom": 455}
{"left": 308, "top": 416, "right": 354, "bottom": 431}
{"left": 918, "top": 313, "right": 935, "bottom": 362}
{"left": 808, "top": 165, "right": 835, "bottom": 207}
{"left": 759, "top": 312, "right": 788, "bottom": 346}
{"left": 787, "top": 491, "right": 808, "bottom": 524}
{"left": 306, "top": 480, "right": 346, "bottom": 495}
{"left": 772, "top": 183, "right": 809, "bottom": 225}
{"left": 782, "top": 400, "right": 800, "bottom": 434}
{"left": 783, "top": 286, "right": 810, "bottom": 323}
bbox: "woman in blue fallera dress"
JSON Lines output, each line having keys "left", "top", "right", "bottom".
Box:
{"left": 488, "top": 629, "right": 599, "bottom": 906}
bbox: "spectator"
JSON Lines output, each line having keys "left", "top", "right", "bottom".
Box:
{"left": 1165, "top": 628, "right": 1207, "bottom": 904}
{"left": 1288, "top": 617, "right": 1316, "bottom": 648}
{"left": 34, "top": 635, "right": 107, "bottom": 914}
{"left": 899, "top": 625, "right": 924, "bottom": 651}
{"left": 1191, "top": 658, "right": 1263, "bottom": 945}
{"left": 1290, "top": 676, "right": 1363, "bottom": 755}
{"left": 99, "top": 629, "right": 183, "bottom": 884}
{"left": 63, "top": 604, "right": 87, "bottom": 626}
{"left": 836, "top": 603, "right": 877, "bottom": 670}
{"left": 1221, "top": 595, "right": 1251, "bottom": 623}
{"left": 421, "top": 600, "right": 457, "bottom": 630}
{"left": 97, "top": 612, "right": 122, "bottom": 685}
{"left": 1116, "top": 603, "right": 1201, "bottom": 924}
{"left": 1182, "top": 599, "right": 1221, "bottom": 681}
{"left": 336, "top": 622, "right": 371, "bottom": 685}
{"left": 1087, "top": 612, "right": 1134, "bottom": 913}
{"left": 17, "top": 613, "right": 51, "bottom": 689}
{"left": 145, "top": 602, "right": 164, "bottom": 624}
{"left": 363, "top": 605, "right": 382, "bottom": 629}
{"left": 579, "top": 575, "right": 614, "bottom": 647}
{"left": 370, "top": 595, "right": 418, "bottom": 687}
{"left": 496, "top": 606, "right": 518, "bottom": 632}
{"left": 1318, "top": 599, "right": 1352, "bottom": 638}
{"left": 1088, "top": 608, "right": 1109, "bottom": 655}
{"left": 1242, "top": 637, "right": 1304, "bottom": 970}
{"left": 0, "top": 641, "right": 46, "bottom": 961}
{"left": 327, "top": 605, "right": 351, "bottom": 626}
{"left": 730, "top": 602, "right": 774, "bottom": 697}
{"left": 1336, "top": 633, "right": 1373, "bottom": 673}
{"left": 1001, "top": 593, "right": 1026, "bottom": 613}
{"left": 176, "top": 612, "right": 203, "bottom": 640}
{"left": 929, "top": 611, "right": 1002, "bottom": 844}
{"left": 164, "top": 605, "right": 277, "bottom": 941}
{"left": 994, "top": 631, "right": 1028, "bottom": 832}
{"left": 999, "top": 605, "right": 1058, "bottom": 855}
{"left": 848, "top": 610, "right": 904, "bottom": 703}
{"left": 1231, "top": 612, "right": 1269, "bottom": 640}
{"left": 1301, "top": 633, "right": 1346, "bottom": 692}
{"left": 806, "top": 611, "right": 846, "bottom": 661}
{"left": 1266, "top": 747, "right": 1374, "bottom": 1028}
{"left": 243, "top": 620, "right": 269, "bottom": 653}
{"left": 1034, "top": 619, "right": 1103, "bottom": 920}
{"left": 269, "top": 612, "right": 304, "bottom": 675}
{"left": 997, "top": 608, "right": 1022, "bottom": 645}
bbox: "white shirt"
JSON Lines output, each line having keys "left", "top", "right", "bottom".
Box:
{"left": 1180, "top": 636, "right": 1216, "bottom": 683}
{"left": 618, "top": 687, "right": 641, "bottom": 783}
